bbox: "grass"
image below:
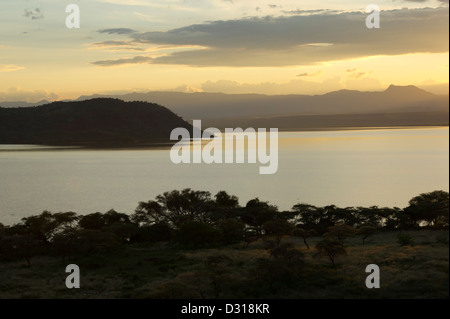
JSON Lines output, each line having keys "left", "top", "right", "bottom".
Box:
{"left": 0, "top": 230, "right": 448, "bottom": 299}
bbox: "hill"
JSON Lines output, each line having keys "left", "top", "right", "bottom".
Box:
{"left": 0, "top": 98, "right": 193, "bottom": 147}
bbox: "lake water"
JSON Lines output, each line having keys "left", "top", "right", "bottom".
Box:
{"left": 0, "top": 127, "right": 448, "bottom": 225}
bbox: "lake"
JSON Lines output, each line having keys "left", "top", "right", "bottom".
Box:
{"left": 0, "top": 127, "right": 448, "bottom": 225}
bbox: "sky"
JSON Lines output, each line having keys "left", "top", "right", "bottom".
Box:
{"left": 0, "top": 0, "right": 448, "bottom": 102}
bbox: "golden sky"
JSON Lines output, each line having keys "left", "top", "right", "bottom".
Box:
{"left": 0, "top": 0, "right": 448, "bottom": 102}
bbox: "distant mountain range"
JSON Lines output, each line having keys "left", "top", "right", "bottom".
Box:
{"left": 0, "top": 85, "right": 448, "bottom": 133}
{"left": 0, "top": 99, "right": 51, "bottom": 108}
{"left": 73, "top": 85, "right": 449, "bottom": 129}
{"left": 0, "top": 98, "right": 192, "bottom": 146}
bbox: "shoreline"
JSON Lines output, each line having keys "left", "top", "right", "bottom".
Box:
{"left": 0, "top": 125, "right": 448, "bottom": 151}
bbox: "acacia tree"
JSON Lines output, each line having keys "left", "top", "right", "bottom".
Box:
{"left": 404, "top": 190, "right": 449, "bottom": 227}
{"left": 239, "top": 198, "right": 278, "bottom": 235}
{"left": 358, "top": 226, "right": 377, "bottom": 244}
{"left": 132, "top": 189, "right": 215, "bottom": 228}
{"left": 263, "top": 219, "right": 293, "bottom": 245}
{"left": 20, "top": 211, "right": 78, "bottom": 243}
{"left": 325, "top": 224, "right": 358, "bottom": 241}
{"left": 292, "top": 227, "right": 317, "bottom": 250}
{"left": 315, "top": 238, "right": 346, "bottom": 268}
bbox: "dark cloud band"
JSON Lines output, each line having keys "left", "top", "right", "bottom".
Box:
{"left": 92, "top": 7, "right": 448, "bottom": 67}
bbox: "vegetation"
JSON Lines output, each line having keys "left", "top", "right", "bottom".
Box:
{"left": 0, "top": 98, "right": 192, "bottom": 146}
{"left": 0, "top": 189, "right": 448, "bottom": 299}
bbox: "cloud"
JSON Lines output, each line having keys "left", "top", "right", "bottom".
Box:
{"left": 281, "top": 9, "right": 341, "bottom": 15}
{"left": 297, "top": 70, "right": 323, "bottom": 77}
{"left": 98, "top": 28, "right": 137, "bottom": 35}
{"left": 0, "top": 88, "right": 58, "bottom": 103}
{"left": 90, "top": 40, "right": 146, "bottom": 51}
{"left": 92, "top": 7, "right": 448, "bottom": 67}
{"left": 350, "top": 72, "right": 367, "bottom": 79}
{"left": 23, "top": 8, "right": 44, "bottom": 20}
{"left": 91, "top": 56, "right": 153, "bottom": 66}
{"left": 170, "top": 84, "right": 204, "bottom": 93}
{"left": 0, "top": 65, "right": 25, "bottom": 73}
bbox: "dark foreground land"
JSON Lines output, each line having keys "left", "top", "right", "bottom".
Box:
{"left": 0, "top": 189, "right": 448, "bottom": 299}
{"left": 0, "top": 230, "right": 448, "bottom": 299}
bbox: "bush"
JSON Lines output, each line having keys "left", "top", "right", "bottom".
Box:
{"left": 397, "top": 233, "right": 415, "bottom": 246}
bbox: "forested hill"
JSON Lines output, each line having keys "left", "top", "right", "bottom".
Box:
{"left": 0, "top": 98, "right": 192, "bottom": 146}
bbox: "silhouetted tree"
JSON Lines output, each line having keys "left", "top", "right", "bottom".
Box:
{"left": 51, "top": 228, "right": 79, "bottom": 264}
{"left": 132, "top": 201, "right": 165, "bottom": 226}
{"left": 103, "top": 209, "right": 131, "bottom": 226}
{"left": 79, "top": 212, "right": 105, "bottom": 229}
{"left": 315, "top": 238, "right": 346, "bottom": 267}
{"left": 263, "top": 219, "right": 293, "bottom": 245}
{"left": 239, "top": 198, "right": 277, "bottom": 234}
{"left": 358, "top": 226, "right": 377, "bottom": 244}
{"left": 292, "top": 227, "right": 317, "bottom": 250}
{"left": 325, "top": 224, "right": 358, "bottom": 241}
{"left": 404, "top": 191, "right": 449, "bottom": 227}
{"left": 242, "top": 231, "right": 260, "bottom": 249}
{"left": 291, "top": 204, "right": 332, "bottom": 234}
{"left": 214, "top": 191, "right": 239, "bottom": 209}
{"left": 134, "top": 189, "right": 215, "bottom": 228}
{"left": 20, "top": 211, "right": 78, "bottom": 243}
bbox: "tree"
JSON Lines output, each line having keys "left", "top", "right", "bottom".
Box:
{"left": 20, "top": 211, "right": 78, "bottom": 243}
{"left": 242, "top": 231, "right": 260, "bottom": 249}
{"left": 51, "top": 228, "right": 79, "bottom": 264}
{"left": 324, "top": 224, "right": 358, "bottom": 241}
{"left": 214, "top": 191, "right": 239, "bottom": 209}
{"left": 239, "top": 198, "right": 277, "bottom": 234}
{"left": 292, "top": 227, "right": 317, "bottom": 250}
{"left": 132, "top": 201, "right": 165, "bottom": 226}
{"left": 103, "top": 209, "right": 131, "bottom": 225}
{"left": 291, "top": 204, "right": 332, "bottom": 234}
{"left": 315, "top": 238, "right": 346, "bottom": 267}
{"left": 79, "top": 212, "right": 105, "bottom": 229}
{"left": 353, "top": 206, "right": 384, "bottom": 228}
{"left": 133, "top": 189, "right": 215, "bottom": 228}
{"left": 358, "top": 226, "right": 377, "bottom": 244}
{"left": 404, "top": 190, "right": 449, "bottom": 227}
{"left": 263, "top": 219, "right": 293, "bottom": 245}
